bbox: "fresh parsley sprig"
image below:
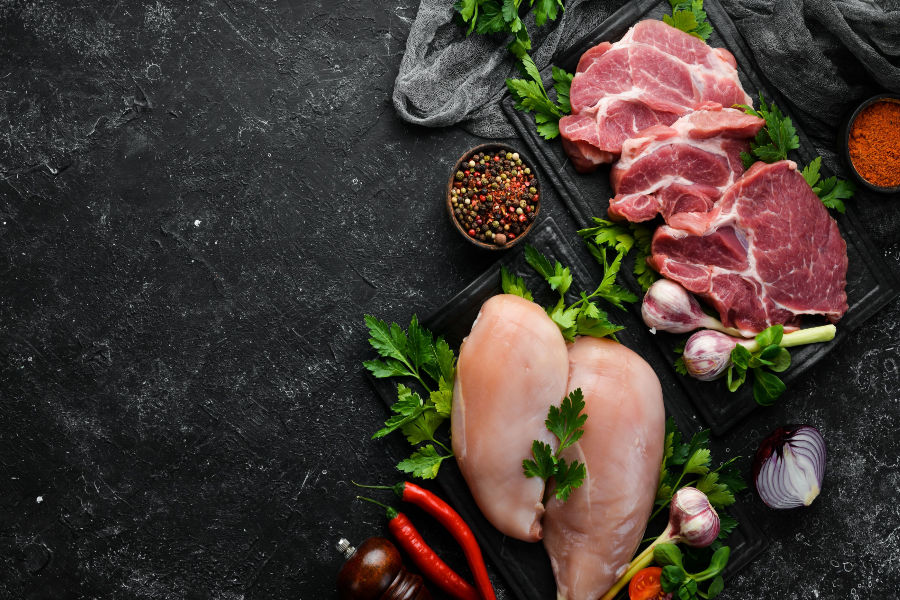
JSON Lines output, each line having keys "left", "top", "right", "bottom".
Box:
{"left": 737, "top": 93, "right": 800, "bottom": 168}
{"left": 727, "top": 324, "right": 790, "bottom": 406}
{"left": 522, "top": 388, "right": 588, "bottom": 501}
{"left": 506, "top": 57, "right": 574, "bottom": 140}
{"left": 654, "top": 418, "right": 746, "bottom": 529}
{"left": 501, "top": 245, "right": 626, "bottom": 341}
{"left": 664, "top": 0, "right": 713, "bottom": 41}
{"left": 364, "top": 315, "right": 457, "bottom": 479}
{"left": 801, "top": 156, "right": 855, "bottom": 214}
{"left": 655, "top": 543, "right": 730, "bottom": 600}
{"left": 738, "top": 95, "right": 854, "bottom": 212}
{"left": 578, "top": 218, "right": 659, "bottom": 292}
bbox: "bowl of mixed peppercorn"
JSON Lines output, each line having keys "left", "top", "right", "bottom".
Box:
{"left": 447, "top": 144, "right": 540, "bottom": 249}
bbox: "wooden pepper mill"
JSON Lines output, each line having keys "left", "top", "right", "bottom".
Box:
{"left": 336, "top": 537, "right": 432, "bottom": 600}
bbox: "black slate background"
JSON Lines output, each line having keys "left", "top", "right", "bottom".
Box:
{"left": 0, "top": 2, "right": 898, "bottom": 599}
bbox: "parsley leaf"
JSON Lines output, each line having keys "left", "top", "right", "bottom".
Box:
{"left": 654, "top": 417, "right": 744, "bottom": 521}
{"left": 801, "top": 156, "right": 855, "bottom": 214}
{"left": 506, "top": 55, "right": 573, "bottom": 141}
{"left": 664, "top": 0, "right": 713, "bottom": 41}
{"left": 519, "top": 245, "right": 626, "bottom": 341}
{"left": 364, "top": 315, "right": 458, "bottom": 478}
{"left": 522, "top": 389, "right": 589, "bottom": 501}
{"left": 500, "top": 265, "right": 534, "bottom": 301}
{"left": 397, "top": 445, "right": 452, "bottom": 479}
{"left": 737, "top": 94, "right": 800, "bottom": 168}
{"left": 578, "top": 218, "right": 658, "bottom": 293}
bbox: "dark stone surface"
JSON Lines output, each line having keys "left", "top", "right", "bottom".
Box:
{"left": 0, "top": 2, "right": 897, "bottom": 599}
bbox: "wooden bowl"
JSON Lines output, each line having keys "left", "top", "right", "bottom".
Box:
{"left": 841, "top": 93, "right": 900, "bottom": 194}
{"left": 446, "top": 143, "right": 541, "bottom": 250}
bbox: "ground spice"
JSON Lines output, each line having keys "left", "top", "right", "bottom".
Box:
{"left": 450, "top": 150, "right": 538, "bottom": 246}
{"left": 847, "top": 98, "right": 900, "bottom": 188}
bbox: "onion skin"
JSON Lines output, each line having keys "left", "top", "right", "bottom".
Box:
{"left": 753, "top": 425, "right": 826, "bottom": 509}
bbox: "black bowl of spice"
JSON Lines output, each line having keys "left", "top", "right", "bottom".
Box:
{"left": 842, "top": 93, "right": 900, "bottom": 193}
{"left": 447, "top": 143, "right": 541, "bottom": 249}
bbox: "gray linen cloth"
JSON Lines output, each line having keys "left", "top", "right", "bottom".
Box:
{"left": 392, "top": 0, "right": 900, "bottom": 248}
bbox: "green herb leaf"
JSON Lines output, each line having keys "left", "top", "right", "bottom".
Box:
{"left": 430, "top": 385, "right": 453, "bottom": 418}
{"left": 768, "top": 347, "right": 791, "bottom": 372}
{"left": 547, "top": 389, "right": 588, "bottom": 450}
{"left": 474, "top": 1, "right": 507, "bottom": 35}
{"left": 364, "top": 358, "right": 414, "bottom": 379}
{"left": 397, "top": 445, "right": 451, "bottom": 479}
{"left": 523, "top": 440, "right": 556, "bottom": 480}
{"left": 684, "top": 448, "right": 712, "bottom": 475}
{"left": 365, "top": 315, "right": 410, "bottom": 364}
{"left": 738, "top": 94, "right": 799, "bottom": 165}
{"left": 816, "top": 175, "right": 855, "bottom": 214}
{"left": 401, "top": 409, "right": 445, "bottom": 445}
{"left": 674, "top": 355, "right": 688, "bottom": 375}
{"left": 500, "top": 265, "right": 534, "bottom": 301}
{"left": 524, "top": 244, "right": 555, "bottom": 281}
{"left": 730, "top": 343, "right": 751, "bottom": 369}
{"left": 718, "top": 513, "right": 739, "bottom": 540}
{"left": 755, "top": 324, "right": 783, "bottom": 348}
{"left": 664, "top": 0, "right": 712, "bottom": 40}
{"left": 552, "top": 66, "right": 573, "bottom": 113}
{"left": 553, "top": 456, "right": 587, "bottom": 501}
{"left": 661, "top": 565, "right": 686, "bottom": 592}
{"left": 654, "top": 543, "right": 685, "bottom": 568}
{"left": 523, "top": 389, "right": 588, "bottom": 502}
{"left": 753, "top": 369, "right": 785, "bottom": 406}
{"left": 365, "top": 316, "right": 458, "bottom": 478}
{"left": 707, "top": 576, "right": 725, "bottom": 598}
{"left": 372, "top": 384, "right": 425, "bottom": 439}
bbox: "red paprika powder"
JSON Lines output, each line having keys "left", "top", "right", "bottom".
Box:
{"left": 847, "top": 98, "right": 900, "bottom": 188}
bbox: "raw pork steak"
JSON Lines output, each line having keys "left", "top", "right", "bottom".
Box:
{"left": 649, "top": 161, "right": 848, "bottom": 335}
{"left": 608, "top": 108, "right": 764, "bottom": 232}
{"left": 559, "top": 20, "right": 751, "bottom": 173}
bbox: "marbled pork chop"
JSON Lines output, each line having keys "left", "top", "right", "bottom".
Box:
{"left": 559, "top": 20, "right": 751, "bottom": 173}
{"left": 649, "top": 160, "right": 849, "bottom": 335}
{"left": 451, "top": 294, "right": 569, "bottom": 542}
{"left": 542, "top": 337, "right": 664, "bottom": 600}
{"left": 608, "top": 107, "right": 764, "bottom": 232}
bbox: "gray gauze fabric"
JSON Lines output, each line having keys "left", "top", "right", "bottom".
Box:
{"left": 393, "top": 0, "right": 900, "bottom": 248}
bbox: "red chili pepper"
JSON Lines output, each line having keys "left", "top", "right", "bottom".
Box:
{"left": 356, "top": 483, "right": 497, "bottom": 600}
{"left": 394, "top": 483, "right": 496, "bottom": 600}
{"left": 358, "top": 497, "right": 479, "bottom": 600}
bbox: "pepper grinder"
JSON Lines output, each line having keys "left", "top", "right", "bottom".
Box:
{"left": 336, "top": 537, "right": 432, "bottom": 600}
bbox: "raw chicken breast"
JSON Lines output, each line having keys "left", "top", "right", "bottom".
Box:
{"left": 543, "top": 337, "right": 665, "bottom": 600}
{"left": 452, "top": 294, "right": 569, "bottom": 542}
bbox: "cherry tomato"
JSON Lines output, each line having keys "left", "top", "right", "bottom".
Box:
{"left": 628, "top": 567, "right": 671, "bottom": 600}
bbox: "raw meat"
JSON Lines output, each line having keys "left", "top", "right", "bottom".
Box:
{"left": 542, "top": 337, "right": 665, "bottom": 600}
{"left": 559, "top": 20, "right": 752, "bottom": 173}
{"left": 451, "top": 294, "right": 569, "bottom": 542}
{"left": 649, "top": 160, "right": 849, "bottom": 335}
{"left": 608, "top": 108, "right": 764, "bottom": 231}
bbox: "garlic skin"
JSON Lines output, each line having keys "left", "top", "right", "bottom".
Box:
{"left": 641, "top": 280, "right": 744, "bottom": 336}
{"left": 682, "top": 330, "right": 739, "bottom": 381}
{"left": 641, "top": 279, "right": 707, "bottom": 333}
{"left": 669, "top": 487, "right": 720, "bottom": 548}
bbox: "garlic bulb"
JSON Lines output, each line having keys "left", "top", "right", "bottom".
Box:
{"left": 682, "top": 330, "right": 740, "bottom": 381}
{"left": 641, "top": 280, "right": 742, "bottom": 336}
{"left": 668, "top": 486, "right": 720, "bottom": 548}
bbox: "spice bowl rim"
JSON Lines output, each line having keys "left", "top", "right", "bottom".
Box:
{"left": 446, "top": 142, "right": 541, "bottom": 251}
{"left": 841, "top": 92, "right": 900, "bottom": 195}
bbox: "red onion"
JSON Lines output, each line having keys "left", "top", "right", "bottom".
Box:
{"left": 753, "top": 425, "right": 826, "bottom": 509}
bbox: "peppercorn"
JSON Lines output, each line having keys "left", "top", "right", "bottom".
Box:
{"left": 451, "top": 148, "right": 539, "bottom": 246}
